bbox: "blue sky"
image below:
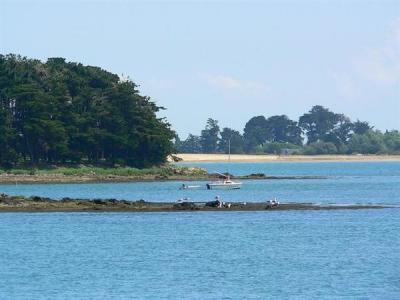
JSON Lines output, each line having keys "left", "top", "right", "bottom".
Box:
{"left": 1, "top": 0, "right": 399, "bottom": 138}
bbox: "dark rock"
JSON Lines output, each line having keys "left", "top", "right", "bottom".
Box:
{"left": 205, "top": 200, "right": 220, "bottom": 208}
{"left": 92, "top": 199, "right": 107, "bottom": 205}
{"left": 61, "top": 197, "right": 72, "bottom": 202}
{"left": 173, "top": 202, "right": 198, "bottom": 210}
{"left": 246, "top": 173, "right": 266, "bottom": 178}
{"left": 31, "top": 196, "right": 44, "bottom": 202}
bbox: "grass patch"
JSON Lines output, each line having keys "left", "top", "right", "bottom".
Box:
{"left": 0, "top": 165, "right": 208, "bottom": 177}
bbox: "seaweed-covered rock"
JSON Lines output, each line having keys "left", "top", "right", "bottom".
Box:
{"left": 205, "top": 200, "right": 220, "bottom": 208}
{"left": 92, "top": 199, "right": 107, "bottom": 205}
{"left": 173, "top": 202, "right": 197, "bottom": 210}
{"left": 31, "top": 196, "right": 45, "bottom": 202}
{"left": 61, "top": 197, "right": 72, "bottom": 202}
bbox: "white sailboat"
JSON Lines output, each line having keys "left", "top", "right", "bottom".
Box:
{"left": 206, "top": 139, "right": 242, "bottom": 190}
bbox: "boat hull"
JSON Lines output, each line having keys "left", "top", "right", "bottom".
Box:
{"left": 206, "top": 183, "right": 242, "bottom": 190}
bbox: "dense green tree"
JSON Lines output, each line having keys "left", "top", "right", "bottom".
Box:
{"left": 219, "top": 128, "right": 244, "bottom": 154}
{"left": 383, "top": 130, "right": 400, "bottom": 153}
{"left": 200, "top": 118, "right": 220, "bottom": 153}
{"left": 243, "top": 116, "right": 270, "bottom": 152}
{"left": 347, "top": 130, "right": 386, "bottom": 154}
{"left": 262, "top": 142, "right": 301, "bottom": 154}
{"left": 299, "top": 105, "right": 340, "bottom": 144}
{"left": 0, "top": 54, "right": 175, "bottom": 167}
{"left": 353, "top": 120, "right": 372, "bottom": 135}
{"left": 179, "top": 134, "right": 202, "bottom": 153}
{"left": 0, "top": 107, "right": 18, "bottom": 167}
{"left": 324, "top": 114, "right": 353, "bottom": 150}
{"left": 303, "top": 141, "right": 338, "bottom": 155}
{"left": 265, "top": 115, "right": 303, "bottom": 145}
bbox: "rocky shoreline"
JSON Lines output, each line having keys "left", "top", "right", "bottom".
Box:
{"left": 0, "top": 194, "right": 388, "bottom": 213}
{"left": 0, "top": 173, "right": 326, "bottom": 184}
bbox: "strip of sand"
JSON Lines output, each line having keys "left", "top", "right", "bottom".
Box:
{"left": 176, "top": 153, "right": 400, "bottom": 163}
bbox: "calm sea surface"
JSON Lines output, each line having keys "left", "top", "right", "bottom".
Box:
{"left": 1, "top": 162, "right": 399, "bottom": 204}
{"left": 1, "top": 162, "right": 400, "bottom": 299}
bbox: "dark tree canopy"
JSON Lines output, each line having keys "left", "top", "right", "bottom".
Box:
{"left": 177, "top": 106, "right": 398, "bottom": 155}
{"left": 299, "top": 105, "right": 340, "bottom": 144}
{"left": 243, "top": 116, "right": 269, "bottom": 151}
{"left": 219, "top": 128, "right": 244, "bottom": 154}
{"left": 264, "top": 115, "right": 303, "bottom": 145}
{"left": 200, "top": 118, "right": 220, "bottom": 153}
{"left": 0, "top": 54, "right": 175, "bottom": 168}
{"left": 353, "top": 120, "right": 372, "bottom": 135}
{"left": 179, "top": 134, "right": 202, "bottom": 153}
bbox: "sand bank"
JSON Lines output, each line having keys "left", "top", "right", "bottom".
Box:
{"left": 176, "top": 153, "right": 400, "bottom": 163}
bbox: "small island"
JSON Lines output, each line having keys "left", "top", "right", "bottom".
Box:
{"left": 0, "top": 194, "right": 388, "bottom": 213}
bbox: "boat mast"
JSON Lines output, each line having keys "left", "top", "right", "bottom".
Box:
{"left": 228, "top": 138, "right": 231, "bottom": 181}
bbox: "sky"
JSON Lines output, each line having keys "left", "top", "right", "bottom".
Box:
{"left": 1, "top": 0, "right": 399, "bottom": 138}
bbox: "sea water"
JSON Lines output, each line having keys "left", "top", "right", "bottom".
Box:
{"left": 0, "top": 162, "right": 399, "bottom": 205}
{"left": 0, "top": 209, "right": 399, "bottom": 299}
{"left": 1, "top": 162, "right": 400, "bottom": 299}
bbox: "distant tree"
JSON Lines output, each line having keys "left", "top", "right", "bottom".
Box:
{"left": 299, "top": 105, "right": 340, "bottom": 144}
{"left": 179, "top": 134, "right": 202, "bottom": 153}
{"left": 243, "top": 116, "right": 270, "bottom": 152}
{"left": 173, "top": 134, "right": 182, "bottom": 152}
{"left": 219, "top": 128, "right": 244, "bottom": 154}
{"left": 303, "top": 141, "right": 338, "bottom": 155}
{"left": 200, "top": 118, "right": 220, "bottom": 153}
{"left": 265, "top": 115, "right": 303, "bottom": 145}
{"left": 383, "top": 130, "right": 400, "bottom": 153}
{"left": 347, "top": 130, "right": 386, "bottom": 154}
{"left": 262, "top": 142, "right": 301, "bottom": 154}
{"left": 324, "top": 114, "right": 353, "bottom": 148}
{"left": 352, "top": 120, "right": 372, "bottom": 135}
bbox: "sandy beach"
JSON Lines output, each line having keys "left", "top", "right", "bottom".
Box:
{"left": 176, "top": 153, "right": 400, "bottom": 163}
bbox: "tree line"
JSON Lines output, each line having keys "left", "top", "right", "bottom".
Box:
{"left": 176, "top": 105, "right": 400, "bottom": 155}
{"left": 0, "top": 54, "right": 175, "bottom": 168}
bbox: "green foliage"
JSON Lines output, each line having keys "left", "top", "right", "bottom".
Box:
{"left": 299, "top": 105, "right": 341, "bottom": 144}
{"left": 262, "top": 142, "right": 302, "bottom": 154}
{"left": 0, "top": 165, "right": 208, "bottom": 177}
{"left": 200, "top": 118, "right": 220, "bottom": 153}
{"left": 0, "top": 54, "right": 175, "bottom": 168}
{"left": 264, "top": 115, "right": 303, "bottom": 145}
{"left": 179, "top": 134, "right": 202, "bottom": 153}
{"left": 243, "top": 116, "right": 270, "bottom": 152}
{"left": 353, "top": 120, "right": 372, "bottom": 135}
{"left": 383, "top": 130, "right": 400, "bottom": 153}
{"left": 303, "top": 141, "right": 338, "bottom": 155}
{"left": 219, "top": 128, "right": 244, "bottom": 154}
{"left": 178, "top": 106, "right": 399, "bottom": 155}
{"left": 347, "top": 130, "right": 387, "bottom": 154}
{"left": 242, "top": 115, "right": 303, "bottom": 152}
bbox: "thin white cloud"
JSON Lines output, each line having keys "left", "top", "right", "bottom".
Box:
{"left": 207, "top": 74, "right": 267, "bottom": 94}
{"left": 356, "top": 18, "right": 400, "bottom": 85}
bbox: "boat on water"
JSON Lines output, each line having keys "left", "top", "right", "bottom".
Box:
{"left": 179, "top": 184, "right": 202, "bottom": 190}
{"left": 206, "top": 177, "right": 242, "bottom": 190}
{"left": 206, "top": 139, "right": 242, "bottom": 190}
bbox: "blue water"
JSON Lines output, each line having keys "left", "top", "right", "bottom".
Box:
{"left": 0, "top": 162, "right": 399, "bottom": 205}
{"left": 1, "top": 210, "right": 399, "bottom": 299}
{"left": 1, "top": 162, "right": 400, "bottom": 299}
